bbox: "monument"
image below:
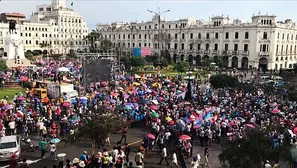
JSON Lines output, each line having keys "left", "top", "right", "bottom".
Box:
{"left": 1, "top": 20, "right": 31, "bottom": 67}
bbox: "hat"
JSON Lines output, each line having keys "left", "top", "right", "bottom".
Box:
{"left": 79, "top": 161, "right": 85, "bottom": 167}
{"left": 72, "top": 158, "right": 80, "bottom": 164}
{"left": 83, "top": 151, "right": 87, "bottom": 154}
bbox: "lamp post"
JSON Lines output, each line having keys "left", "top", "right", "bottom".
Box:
{"left": 147, "top": 8, "right": 170, "bottom": 65}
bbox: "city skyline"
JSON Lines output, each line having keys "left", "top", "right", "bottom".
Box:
{"left": 0, "top": 0, "right": 297, "bottom": 30}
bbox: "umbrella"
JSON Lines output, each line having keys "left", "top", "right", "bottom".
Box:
{"left": 272, "top": 108, "right": 280, "bottom": 114}
{"left": 80, "top": 97, "right": 88, "bottom": 100}
{"left": 245, "top": 124, "right": 255, "bottom": 129}
{"left": 151, "top": 112, "right": 159, "bottom": 118}
{"left": 151, "top": 100, "right": 158, "bottom": 105}
{"left": 17, "top": 97, "right": 25, "bottom": 101}
{"left": 16, "top": 111, "right": 23, "bottom": 117}
{"left": 57, "top": 67, "right": 70, "bottom": 72}
{"left": 294, "top": 127, "right": 297, "bottom": 134}
{"left": 50, "top": 138, "right": 61, "bottom": 144}
{"left": 1, "top": 105, "right": 10, "bottom": 110}
{"left": 63, "top": 102, "right": 71, "bottom": 107}
{"left": 179, "top": 134, "right": 191, "bottom": 141}
{"left": 150, "top": 105, "right": 158, "bottom": 111}
{"left": 168, "top": 120, "right": 175, "bottom": 125}
{"left": 177, "top": 120, "right": 186, "bottom": 127}
{"left": 166, "top": 116, "right": 172, "bottom": 121}
{"left": 146, "top": 133, "right": 155, "bottom": 140}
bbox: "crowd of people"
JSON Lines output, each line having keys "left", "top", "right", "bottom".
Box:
{"left": 0, "top": 57, "right": 293, "bottom": 168}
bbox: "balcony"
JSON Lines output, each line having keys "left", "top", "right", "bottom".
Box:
{"left": 232, "top": 51, "right": 239, "bottom": 55}
{"left": 258, "top": 52, "right": 270, "bottom": 57}
{"left": 222, "top": 50, "right": 230, "bottom": 55}
{"left": 212, "top": 50, "right": 218, "bottom": 54}
{"left": 204, "top": 50, "right": 210, "bottom": 54}
{"left": 198, "top": 50, "right": 203, "bottom": 54}
{"left": 242, "top": 51, "right": 249, "bottom": 56}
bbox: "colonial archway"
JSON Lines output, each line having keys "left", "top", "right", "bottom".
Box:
{"left": 222, "top": 56, "right": 229, "bottom": 67}
{"left": 188, "top": 55, "right": 193, "bottom": 65}
{"left": 213, "top": 56, "right": 219, "bottom": 64}
{"left": 259, "top": 57, "right": 268, "bottom": 70}
{"left": 202, "top": 55, "right": 209, "bottom": 66}
{"left": 196, "top": 55, "right": 201, "bottom": 66}
{"left": 241, "top": 57, "right": 249, "bottom": 69}
{"left": 173, "top": 54, "right": 178, "bottom": 63}
{"left": 181, "top": 54, "right": 184, "bottom": 62}
{"left": 231, "top": 56, "right": 238, "bottom": 68}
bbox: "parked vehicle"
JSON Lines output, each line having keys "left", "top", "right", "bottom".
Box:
{"left": 0, "top": 135, "right": 21, "bottom": 161}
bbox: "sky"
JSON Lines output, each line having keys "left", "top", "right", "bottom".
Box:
{"left": 0, "top": 0, "right": 297, "bottom": 30}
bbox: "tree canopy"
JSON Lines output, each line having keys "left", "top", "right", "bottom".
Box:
{"left": 0, "top": 62, "right": 8, "bottom": 71}
{"left": 130, "top": 57, "right": 145, "bottom": 67}
{"left": 209, "top": 74, "right": 238, "bottom": 89}
{"left": 219, "top": 127, "right": 291, "bottom": 168}
{"left": 76, "top": 107, "right": 123, "bottom": 154}
{"left": 173, "top": 61, "right": 189, "bottom": 72}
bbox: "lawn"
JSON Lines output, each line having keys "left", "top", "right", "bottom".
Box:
{"left": 0, "top": 88, "right": 26, "bottom": 101}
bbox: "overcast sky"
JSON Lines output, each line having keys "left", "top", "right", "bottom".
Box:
{"left": 0, "top": 0, "right": 296, "bottom": 30}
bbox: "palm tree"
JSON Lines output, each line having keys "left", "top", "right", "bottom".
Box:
{"left": 84, "top": 30, "right": 101, "bottom": 53}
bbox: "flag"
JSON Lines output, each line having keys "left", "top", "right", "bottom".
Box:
{"left": 71, "top": 2, "right": 73, "bottom": 6}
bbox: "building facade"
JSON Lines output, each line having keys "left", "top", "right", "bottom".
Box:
{"left": 97, "top": 12, "right": 297, "bottom": 70}
{"left": 0, "top": 0, "right": 89, "bottom": 55}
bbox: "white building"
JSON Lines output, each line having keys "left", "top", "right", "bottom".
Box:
{"left": 0, "top": 0, "right": 89, "bottom": 55}
{"left": 97, "top": 12, "right": 297, "bottom": 70}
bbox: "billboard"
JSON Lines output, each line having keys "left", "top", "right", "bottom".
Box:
{"left": 133, "top": 47, "right": 152, "bottom": 57}
{"left": 133, "top": 48, "right": 141, "bottom": 57}
{"left": 84, "top": 59, "right": 112, "bottom": 84}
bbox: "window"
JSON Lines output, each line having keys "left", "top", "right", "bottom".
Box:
{"left": 215, "top": 33, "right": 218, "bottom": 39}
{"left": 167, "top": 43, "right": 170, "bottom": 49}
{"left": 123, "top": 34, "right": 125, "bottom": 39}
{"left": 174, "top": 43, "right": 178, "bottom": 49}
{"left": 168, "top": 34, "right": 171, "bottom": 39}
{"left": 235, "top": 32, "right": 239, "bottom": 39}
{"left": 197, "top": 44, "right": 201, "bottom": 50}
{"left": 132, "top": 34, "right": 135, "bottom": 39}
{"left": 39, "top": 8, "right": 44, "bottom": 11}
{"left": 277, "top": 33, "right": 280, "bottom": 39}
{"left": 128, "top": 34, "right": 130, "bottom": 39}
{"left": 181, "top": 43, "right": 184, "bottom": 50}
{"left": 291, "top": 34, "right": 293, "bottom": 40}
{"left": 139, "top": 26, "right": 141, "bottom": 30}
{"left": 182, "top": 33, "right": 185, "bottom": 39}
{"left": 36, "top": 40, "right": 39, "bottom": 45}
{"left": 190, "top": 33, "right": 193, "bottom": 39}
{"left": 224, "top": 44, "right": 228, "bottom": 50}
{"left": 139, "top": 43, "right": 141, "bottom": 47}
{"left": 263, "top": 32, "right": 268, "bottom": 39}
{"left": 175, "top": 24, "right": 178, "bottom": 28}
{"left": 244, "top": 44, "right": 248, "bottom": 51}
{"left": 214, "top": 43, "right": 218, "bottom": 50}
{"left": 225, "top": 32, "right": 229, "bottom": 39}
{"left": 198, "top": 33, "right": 201, "bottom": 39}
{"left": 206, "top": 33, "right": 209, "bottom": 39}
{"left": 189, "top": 43, "right": 193, "bottom": 50}
{"left": 139, "top": 34, "right": 141, "bottom": 39}
{"left": 169, "top": 25, "right": 171, "bottom": 29}
{"left": 234, "top": 44, "right": 238, "bottom": 51}
{"left": 245, "top": 32, "right": 249, "bottom": 39}
{"left": 175, "top": 34, "right": 178, "bottom": 39}
{"left": 144, "top": 34, "right": 147, "bottom": 39}
{"left": 276, "top": 45, "right": 278, "bottom": 52}
{"left": 287, "top": 34, "right": 289, "bottom": 40}
{"left": 205, "top": 43, "right": 209, "bottom": 50}
{"left": 118, "top": 35, "right": 120, "bottom": 39}
{"left": 149, "top": 25, "right": 151, "bottom": 29}
{"left": 282, "top": 33, "right": 284, "bottom": 40}
{"left": 162, "top": 24, "right": 164, "bottom": 29}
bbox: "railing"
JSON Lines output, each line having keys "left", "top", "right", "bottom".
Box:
{"left": 232, "top": 51, "right": 239, "bottom": 55}
{"left": 204, "top": 50, "right": 210, "bottom": 54}
{"left": 258, "top": 52, "right": 270, "bottom": 56}
{"left": 242, "top": 51, "right": 249, "bottom": 55}
{"left": 212, "top": 50, "right": 218, "bottom": 54}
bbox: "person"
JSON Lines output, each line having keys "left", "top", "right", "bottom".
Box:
{"left": 191, "top": 154, "right": 201, "bottom": 168}
{"left": 9, "top": 154, "right": 18, "bottom": 168}
{"left": 39, "top": 138, "right": 47, "bottom": 158}
{"left": 159, "top": 145, "right": 169, "bottom": 166}
{"left": 127, "top": 162, "right": 134, "bottom": 168}
{"left": 105, "top": 134, "right": 111, "bottom": 147}
{"left": 134, "top": 149, "right": 144, "bottom": 166}
{"left": 171, "top": 152, "right": 180, "bottom": 168}
{"left": 203, "top": 147, "right": 210, "bottom": 167}
{"left": 19, "top": 158, "right": 29, "bottom": 168}
{"left": 65, "top": 159, "right": 71, "bottom": 168}
{"left": 273, "top": 161, "right": 280, "bottom": 168}
{"left": 80, "top": 151, "right": 88, "bottom": 163}
{"left": 265, "top": 160, "right": 272, "bottom": 168}
{"left": 120, "top": 125, "right": 128, "bottom": 143}
{"left": 102, "top": 152, "right": 110, "bottom": 168}
{"left": 49, "top": 142, "right": 57, "bottom": 160}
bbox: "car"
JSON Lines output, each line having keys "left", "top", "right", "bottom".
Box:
{"left": 0, "top": 135, "right": 21, "bottom": 161}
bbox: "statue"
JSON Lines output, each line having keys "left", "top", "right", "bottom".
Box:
{"left": 9, "top": 20, "right": 16, "bottom": 34}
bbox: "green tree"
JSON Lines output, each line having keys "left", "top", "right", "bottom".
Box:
{"left": 40, "top": 42, "right": 51, "bottom": 55}
{"left": 153, "top": 58, "right": 168, "bottom": 68}
{"left": 0, "top": 62, "right": 8, "bottom": 70}
{"left": 130, "top": 57, "right": 145, "bottom": 67}
{"left": 219, "top": 127, "right": 291, "bottom": 168}
{"left": 144, "top": 53, "right": 158, "bottom": 63}
{"left": 209, "top": 74, "right": 238, "bottom": 89}
{"left": 173, "top": 61, "right": 189, "bottom": 72}
{"left": 100, "top": 39, "right": 113, "bottom": 52}
{"left": 84, "top": 30, "right": 102, "bottom": 53}
{"left": 76, "top": 107, "right": 123, "bottom": 154}
{"left": 24, "top": 51, "right": 33, "bottom": 60}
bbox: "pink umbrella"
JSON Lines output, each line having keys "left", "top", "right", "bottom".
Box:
{"left": 245, "top": 124, "right": 255, "bottom": 129}
{"left": 150, "top": 105, "right": 158, "bottom": 111}
{"left": 272, "top": 108, "right": 280, "bottom": 114}
{"left": 146, "top": 133, "right": 155, "bottom": 139}
{"left": 62, "top": 102, "right": 71, "bottom": 107}
{"left": 17, "top": 97, "right": 25, "bottom": 101}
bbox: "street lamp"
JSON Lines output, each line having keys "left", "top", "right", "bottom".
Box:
{"left": 147, "top": 8, "right": 170, "bottom": 65}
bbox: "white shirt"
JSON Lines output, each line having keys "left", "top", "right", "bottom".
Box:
{"left": 8, "top": 121, "right": 15, "bottom": 129}
{"left": 165, "top": 132, "right": 171, "bottom": 140}
{"left": 162, "top": 147, "right": 167, "bottom": 157}
{"left": 135, "top": 152, "right": 143, "bottom": 163}
{"left": 265, "top": 163, "right": 272, "bottom": 168}
{"left": 50, "top": 144, "right": 56, "bottom": 152}
{"left": 172, "top": 153, "right": 177, "bottom": 164}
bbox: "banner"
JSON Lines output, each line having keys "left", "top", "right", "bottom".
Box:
{"left": 141, "top": 47, "right": 151, "bottom": 56}
{"left": 133, "top": 48, "right": 141, "bottom": 57}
